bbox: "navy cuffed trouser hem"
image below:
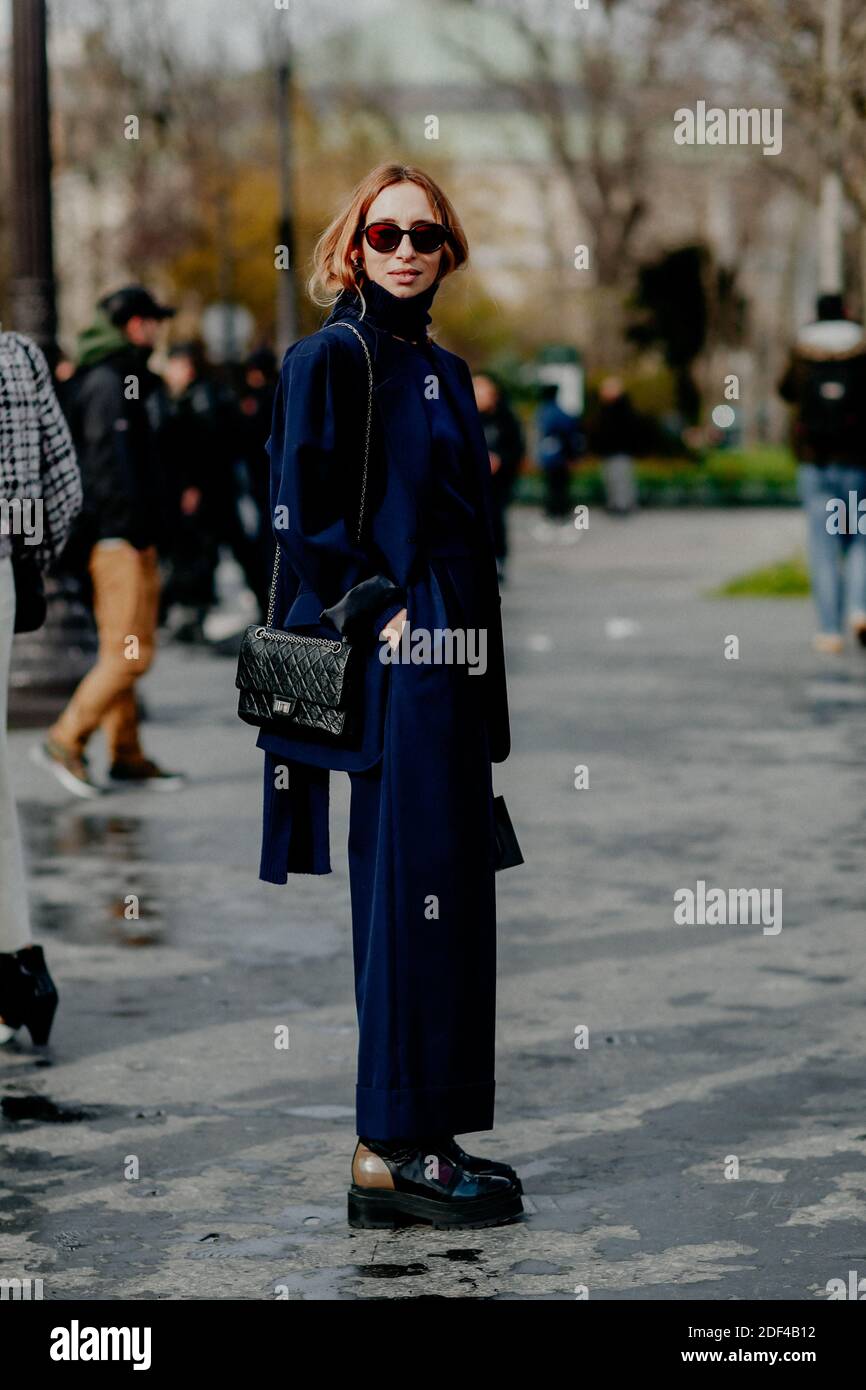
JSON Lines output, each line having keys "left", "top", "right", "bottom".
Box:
{"left": 356, "top": 1080, "right": 495, "bottom": 1140}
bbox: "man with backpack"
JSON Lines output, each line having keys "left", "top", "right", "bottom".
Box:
{"left": 33, "top": 285, "right": 185, "bottom": 796}
{"left": 779, "top": 293, "right": 866, "bottom": 653}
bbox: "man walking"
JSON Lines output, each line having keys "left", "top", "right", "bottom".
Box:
{"left": 34, "top": 285, "right": 185, "bottom": 795}
{"left": 779, "top": 293, "right": 866, "bottom": 654}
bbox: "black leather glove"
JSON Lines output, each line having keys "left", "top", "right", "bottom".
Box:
{"left": 320, "top": 573, "right": 405, "bottom": 643}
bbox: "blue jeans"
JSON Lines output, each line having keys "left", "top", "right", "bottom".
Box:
{"left": 798, "top": 462, "right": 866, "bottom": 635}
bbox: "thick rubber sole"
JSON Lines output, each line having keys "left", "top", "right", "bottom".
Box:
{"left": 348, "top": 1184, "right": 524, "bottom": 1231}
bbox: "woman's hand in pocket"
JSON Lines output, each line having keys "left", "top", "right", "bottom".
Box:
{"left": 380, "top": 607, "right": 408, "bottom": 650}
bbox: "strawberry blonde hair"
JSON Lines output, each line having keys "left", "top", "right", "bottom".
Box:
{"left": 307, "top": 163, "right": 469, "bottom": 316}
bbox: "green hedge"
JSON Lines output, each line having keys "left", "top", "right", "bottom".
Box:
{"left": 514, "top": 447, "right": 799, "bottom": 508}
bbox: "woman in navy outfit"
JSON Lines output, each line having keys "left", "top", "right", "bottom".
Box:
{"left": 257, "top": 163, "right": 522, "bottom": 1229}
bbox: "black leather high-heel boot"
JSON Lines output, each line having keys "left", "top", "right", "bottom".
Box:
{"left": 348, "top": 1136, "right": 524, "bottom": 1230}
{"left": 0, "top": 945, "right": 59, "bottom": 1046}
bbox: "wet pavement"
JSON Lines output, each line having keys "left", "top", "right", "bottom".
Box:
{"left": 2, "top": 506, "right": 865, "bottom": 1300}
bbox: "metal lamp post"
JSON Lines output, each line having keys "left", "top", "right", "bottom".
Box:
{"left": 7, "top": 0, "right": 95, "bottom": 727}
{"left": 9, "top": 0, "right": 58, "bottom": 359}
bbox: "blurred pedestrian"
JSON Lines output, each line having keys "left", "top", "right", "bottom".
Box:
{"left": 535, "top": 382, "right": 581, "bottom": 520}
{"left": 591, "top": 375, "right": 641, "bottom": 516}
{"left": 33, "top": 285, "right": 185, "bottom": 794}
{"left": 235, "top": 347, "right": 278, "bottom": 601}
{"left": 473, "top": 371, "right": 524, "bottom": 584}
{"left": 159, "top": 342, "right": 224, "bottom": 643}
{"left": 0, "top": 330, "right": 81, "bottom": 1045}
{"left": 778, "top": 293, "right": 866, "bottom": 653}
{"left": 53, "top": 350, "right": 76, "bottom": 394}
{"left": 186, "top": 349, "right": 269, "bottom": 622}
{"left": 238, "top": 348, "right": 278, "bottom": 525}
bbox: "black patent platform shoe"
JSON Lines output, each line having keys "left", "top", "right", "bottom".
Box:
{"left": 348, "top": 1137, "right": 524, "bottom": 1230}
{"left": 435, "top": 1137, "right": 523, "bottom": 1194}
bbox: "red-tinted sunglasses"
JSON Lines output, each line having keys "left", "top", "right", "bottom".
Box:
{"left": 362, "top": 221, "right": 449, "bottom": 254}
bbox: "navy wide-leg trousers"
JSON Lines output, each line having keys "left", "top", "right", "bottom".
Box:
{"left": 347, "top": 557, "right": 497, "bottom": 1140}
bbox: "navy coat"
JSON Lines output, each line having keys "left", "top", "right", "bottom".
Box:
{"left": 257, "top": 304, "right": 510, "bottom": 881}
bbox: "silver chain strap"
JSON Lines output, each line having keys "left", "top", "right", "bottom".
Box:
{"left": 262, "top": 320, "right": 374, "bottom": 643}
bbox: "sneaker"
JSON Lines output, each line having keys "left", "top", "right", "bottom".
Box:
{"left": 31, "top": 739, "right": 103, "bottom": 799}
{"left": 107, "top": 759, "right": 186, "bottom": 791}
{"left": 813, "top": 633, "right": 845, "bottom": 654}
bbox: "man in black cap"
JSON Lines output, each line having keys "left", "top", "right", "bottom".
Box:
{"left": 34, "top": 285, "right": 185, "bottom": 795}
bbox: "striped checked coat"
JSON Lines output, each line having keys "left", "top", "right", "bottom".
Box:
{"left": 0, "top": 332, "right": 82, "bottom": 568}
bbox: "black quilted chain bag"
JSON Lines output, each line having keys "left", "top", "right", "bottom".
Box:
{"left": 235, "top": 321, "right": 372, "bottom": 745}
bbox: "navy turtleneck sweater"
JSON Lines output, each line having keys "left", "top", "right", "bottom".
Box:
{"left": 324, "top": 275, "right": 440, "bottom": 345}
{"left": 317, "top": 274, "right": 481, "bottom": 641}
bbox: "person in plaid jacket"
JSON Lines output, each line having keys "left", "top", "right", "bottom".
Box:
{"left": 0, "top": 329, "right": 81, "bottom": 1048}
{"left": 0, "top": 331, "right": 81, "bottom": 568}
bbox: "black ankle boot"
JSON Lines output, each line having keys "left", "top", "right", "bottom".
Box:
{"left": 0, "top": 945, "right": 59, "bottom": 1046}
{"left": 349, "top": 1136, "right": 523, "bottom": 1230}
